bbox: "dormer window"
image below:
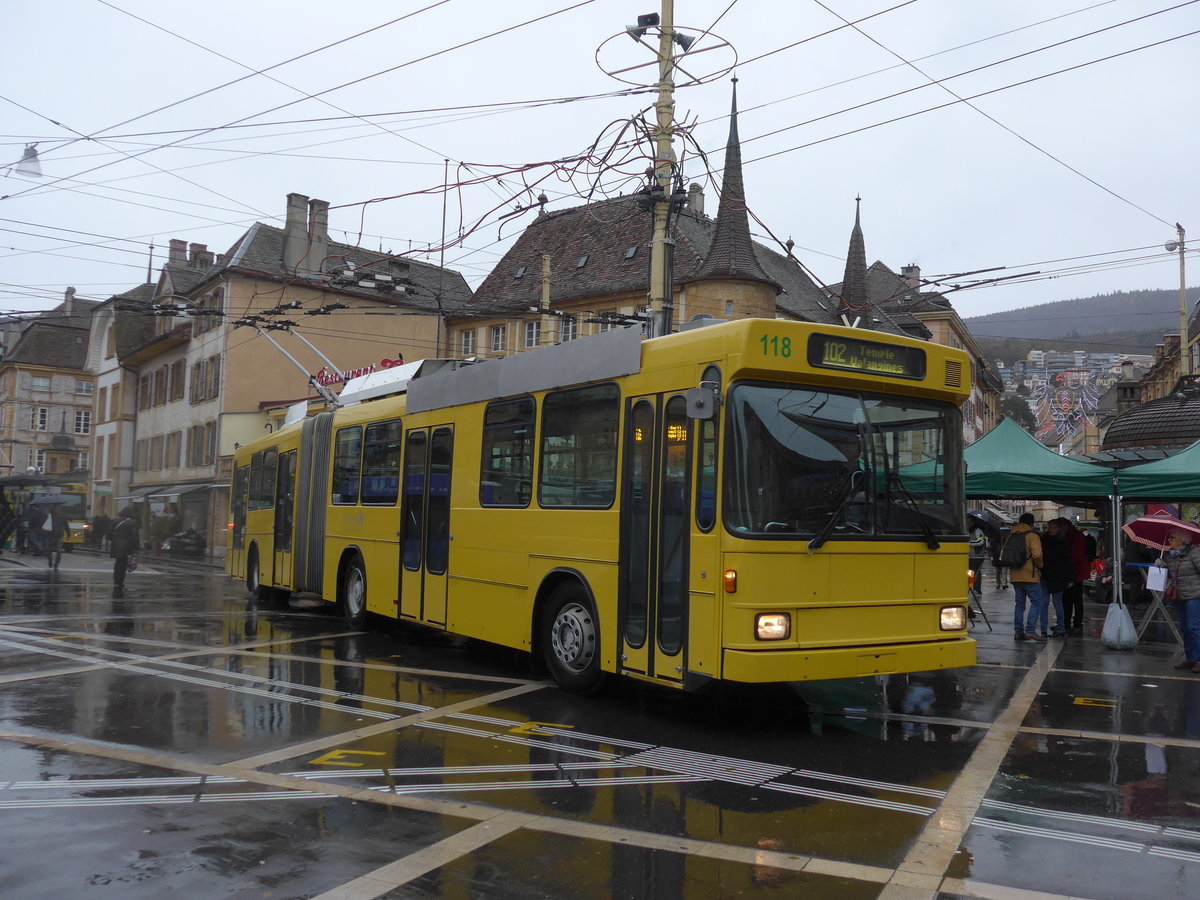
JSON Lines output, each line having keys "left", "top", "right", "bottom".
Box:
{"left": 624, "top": 247, "right": 637, "bottom": 259}
{"left": 514, "top": 266, "right": 526, "bottom": 279}
{"left": 576, "top": 255, "right": 589, "bottom": 268}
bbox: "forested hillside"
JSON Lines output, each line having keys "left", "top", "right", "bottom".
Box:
{"left": 963, "top": 287, "right": 1200, "bottom": 361}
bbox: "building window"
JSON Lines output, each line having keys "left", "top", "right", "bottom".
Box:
{"left": 75, "top": 380, "right": 93, "bottom": 395}
{"left": 106, "top": 435, "right": 116, "bottom": 478}
{"left": 154, "top": 365, "right": 168, "bottom": 406}
{"left": 77, "top": 450, "right": 88, "bottom": 471}
{"left": 31, "top": 376, "right": 50, "bottom": 392}
{"left": 97, "top": 387, "right": 108, "bottom": 424}
{"left": 74, "top": 410, "right": 91, "bottom": 434}
{"left": 190, "top": 360, "right": 206, "bottom": 403}
{"left": 490, "top": 325, "right": 506, "bottom": 354}
{"left": 524, "top": 321, "right": 540, "bottom": 349}
{"left": 105, "top": 326, "right": 116, "bottom": 359}
{"left": 560, "top": 315, "right": 577, "bottom": 342}
{"left": 35, "top": 449, "right": 46, "bottom": 471}
{"left": 31, "top": 407, "right": 48, "bottom": 431}
{"left": 203, "top": 421, "right": 216, "bottom": 466}
{"left": 597, "top": 320, "right": 614, "bottom": 333}
{"left": 207, "top": 355, "right": 221, "bottom": 399}
{"left": 460, "top": 330, "right": 476, "bottom": 356}
{"left": 149, "top": 435, "right": 163, "bottom": 470}
{"left": 170, "top": 359, "right": 185, "bottom": 401}
{"left": 167, "top": 431, "right": 181, "bottom": 468}
{"left": 139, "top": 373, "right": 152, "bottom": 410}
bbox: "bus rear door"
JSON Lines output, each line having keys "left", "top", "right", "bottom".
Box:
{"left": 399, "top": 426, "right": 453, "bottom": 625}
{"left": 619, "top": 393, "right": 691, "bottom": 684}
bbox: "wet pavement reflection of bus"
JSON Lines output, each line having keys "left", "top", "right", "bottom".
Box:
{"left": 1, "top": 554, "right": 1198, "bottom": 899}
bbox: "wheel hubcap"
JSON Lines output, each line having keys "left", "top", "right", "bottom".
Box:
{"left": 347, "top": 570, "right": 364, "bottom": 617}
{"left": 550, "top": 601, "right": 595, "bottom": 673}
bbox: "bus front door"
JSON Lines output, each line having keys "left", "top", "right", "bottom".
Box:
{"left": 399, "top": 426, "right": 453, "bottom": 625}
{"left": 272, "top": 450, "right": 296, "bottom": 589}
{"left": 619, "top": 394, "right": 691, "bottom": 684}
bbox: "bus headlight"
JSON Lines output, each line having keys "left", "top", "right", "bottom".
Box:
{"left": 755, "top": 613, "right": 790, "bottom": 641}
{"left": 940, "top": 606, "right": 967, "bottom": 631}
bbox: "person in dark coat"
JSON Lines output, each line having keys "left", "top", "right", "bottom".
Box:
{"left": 1167, "top": 528, "right": 1200, "bottom": 673}
{"left": 1039, "top": 518, "right": 1073, "bottom": 637}
{"left": 43, "top": 502, "right": 71, "bottom": 570}
{"left": 109, "top": 506, "right": 141, "bottom": 592}
{"left": 1060, "top": 519, "right": 1090, "bottom": 632}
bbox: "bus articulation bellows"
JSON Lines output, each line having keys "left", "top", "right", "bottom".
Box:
{"left": 227, "top": 318, "right": 974, "bottom": 693}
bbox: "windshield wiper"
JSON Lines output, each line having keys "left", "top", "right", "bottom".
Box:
{"left": 807, "top": 468, "right": 864, "bottom": 552}
{"left": 883, "top": 470, "right": 940, "bottom": 549}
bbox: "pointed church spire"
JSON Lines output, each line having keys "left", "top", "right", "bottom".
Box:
{"left": 839, "top": 195, "right": 868, "bottom": 313}
{"left": 690, "top": 78, "right": 777, "bottom": 292}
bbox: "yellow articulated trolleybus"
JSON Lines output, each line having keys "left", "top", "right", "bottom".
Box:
{"left": 227, "top": 318, "right": 974, "bottom": 693}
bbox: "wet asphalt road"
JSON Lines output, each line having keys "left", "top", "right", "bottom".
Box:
{"left": 2, "top": 552, "right": 1199, "bottom": 900}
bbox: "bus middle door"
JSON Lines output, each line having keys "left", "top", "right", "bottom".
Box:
{"left": 619, "top": 394, "right": 691, "bottom": 684}
{"left": 272, "top": 449, "right": 296, "bottom": 589}
{"left": 399, "top": 426, "right": 453, "bottom": 625}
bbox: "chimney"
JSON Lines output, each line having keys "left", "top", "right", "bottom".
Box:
{"left": 1121, "top": 359, "right": 1134, "bottom": 381}
{"left": 188, "top": 242, "right": 214, "bottom": 269}
{"left": 308, "top": 198, "right": 330, "bottom": 273}
{"left": 687, "top": 182, "right": 704, "bottom": 215}
{"left": 900, "top": 264, "right": 921, "bottom": 290}
{"left": 63, "top": 286, "right": 75, "bottom": 317}
{"left": 168, "top": 238, "right": 188, "bottom": 264}
{"left": 282, "top": 192, "right": 310, "bottom": 273}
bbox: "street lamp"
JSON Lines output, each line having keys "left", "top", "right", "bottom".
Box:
{"left": 1166, "top": 223, "right": 1188, "bottom": 377}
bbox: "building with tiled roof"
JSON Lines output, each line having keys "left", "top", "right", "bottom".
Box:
{"left": 85, "top": 283, "right": 155, "bottom": 514}
{"left": 0, "top": 288, "right": 97, "bottom": 478}
{"left": 113, "top": 192, "right": 470, "bottom": 559}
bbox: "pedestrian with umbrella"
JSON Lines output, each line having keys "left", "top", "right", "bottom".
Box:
{"left": 1124, "top": 512, "right": 1200, "bottom": 671}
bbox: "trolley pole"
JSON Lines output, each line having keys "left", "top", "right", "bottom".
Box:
{"left": 1178, "top": 223, "right": 1189, "bottom": 377}
{"left": 647, "top": 0, "right": 677, "bottom": 339}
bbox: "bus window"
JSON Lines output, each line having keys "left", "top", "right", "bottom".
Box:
{"left": 696, "top": 364, "right": 720, "bottom": 532}
{"left": 361, "top": 419, "right": 401, "bottom": 505}
{"left": 624, "top": 399, "right": 654, "bottom": 647}
{"left": 332, "top": 426, "right": 362, "bottom": 505}
{"left": 248, "top": 451, "right": 263, "bottom": 510}
{"left": 427, "top": 428, "right": 453, "bottom": 575}
{"left": 480, "top": 397, "right": 534, "bottom": 507}
{"left": 538, "top": 383, "right": 619, "bottom": 508}
{"left": 401, "top": 431, "right": 427, "bottom": 571}
{"left": 260, "top": 448, "right": 278, "bottom": 509}
{"left": 659, "top": 395, "right": 689, "bottom": 654}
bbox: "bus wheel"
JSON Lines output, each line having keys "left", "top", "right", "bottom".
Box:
{"left": 247, "top": 548, "right": 263, "bottom": 596}
{"left": 247, "top": 547, "right": 276, "bottom": 601}
{"left": 543, "top": 583, "right": 604, "bottom": 695}
{"left": 341, "top": 556, "right": 368, "bottom": 629}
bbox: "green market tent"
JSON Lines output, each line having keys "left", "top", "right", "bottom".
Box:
{"left": 964, "top": 418, "right": 1116, "bottom": 499}
{"left": 1113, "top": 437, "right": 1200, "bottom": 499}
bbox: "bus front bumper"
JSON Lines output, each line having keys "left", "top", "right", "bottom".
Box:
{"left": 721, "top": 637, "right": 975, "bottom": 683}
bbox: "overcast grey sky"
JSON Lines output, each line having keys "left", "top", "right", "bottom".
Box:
{"left": 2, "top": 0, "right": 1196, "bottom": 332}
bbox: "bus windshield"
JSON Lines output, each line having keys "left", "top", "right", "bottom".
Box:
{"left": 724, "top": 382, "right": 963, "bottom": 540}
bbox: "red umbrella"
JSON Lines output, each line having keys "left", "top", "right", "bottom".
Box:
{"left": 1122, "top": 510, "right": 1200, "bottom": 552}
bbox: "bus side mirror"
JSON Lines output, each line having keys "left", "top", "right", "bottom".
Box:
{"left": 686, "top": 386, "right": 718, "bottom": 420}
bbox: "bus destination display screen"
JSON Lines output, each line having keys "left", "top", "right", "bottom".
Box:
{"left": 806, "top": 333, "right": 927, "bottom": 380}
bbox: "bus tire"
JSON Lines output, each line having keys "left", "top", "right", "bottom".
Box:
{"left": 247, "top": 547, "right": 274, "bottom": 601}
{"left": 542, "top": 582, "right": 604, "bottom": 695}
{"left": 341, "top": 555, "right": 368, "bottom": 629}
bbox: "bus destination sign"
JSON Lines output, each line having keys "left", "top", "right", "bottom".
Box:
{"left": 806, "top": 333, "right": 927, "bottom": 380}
